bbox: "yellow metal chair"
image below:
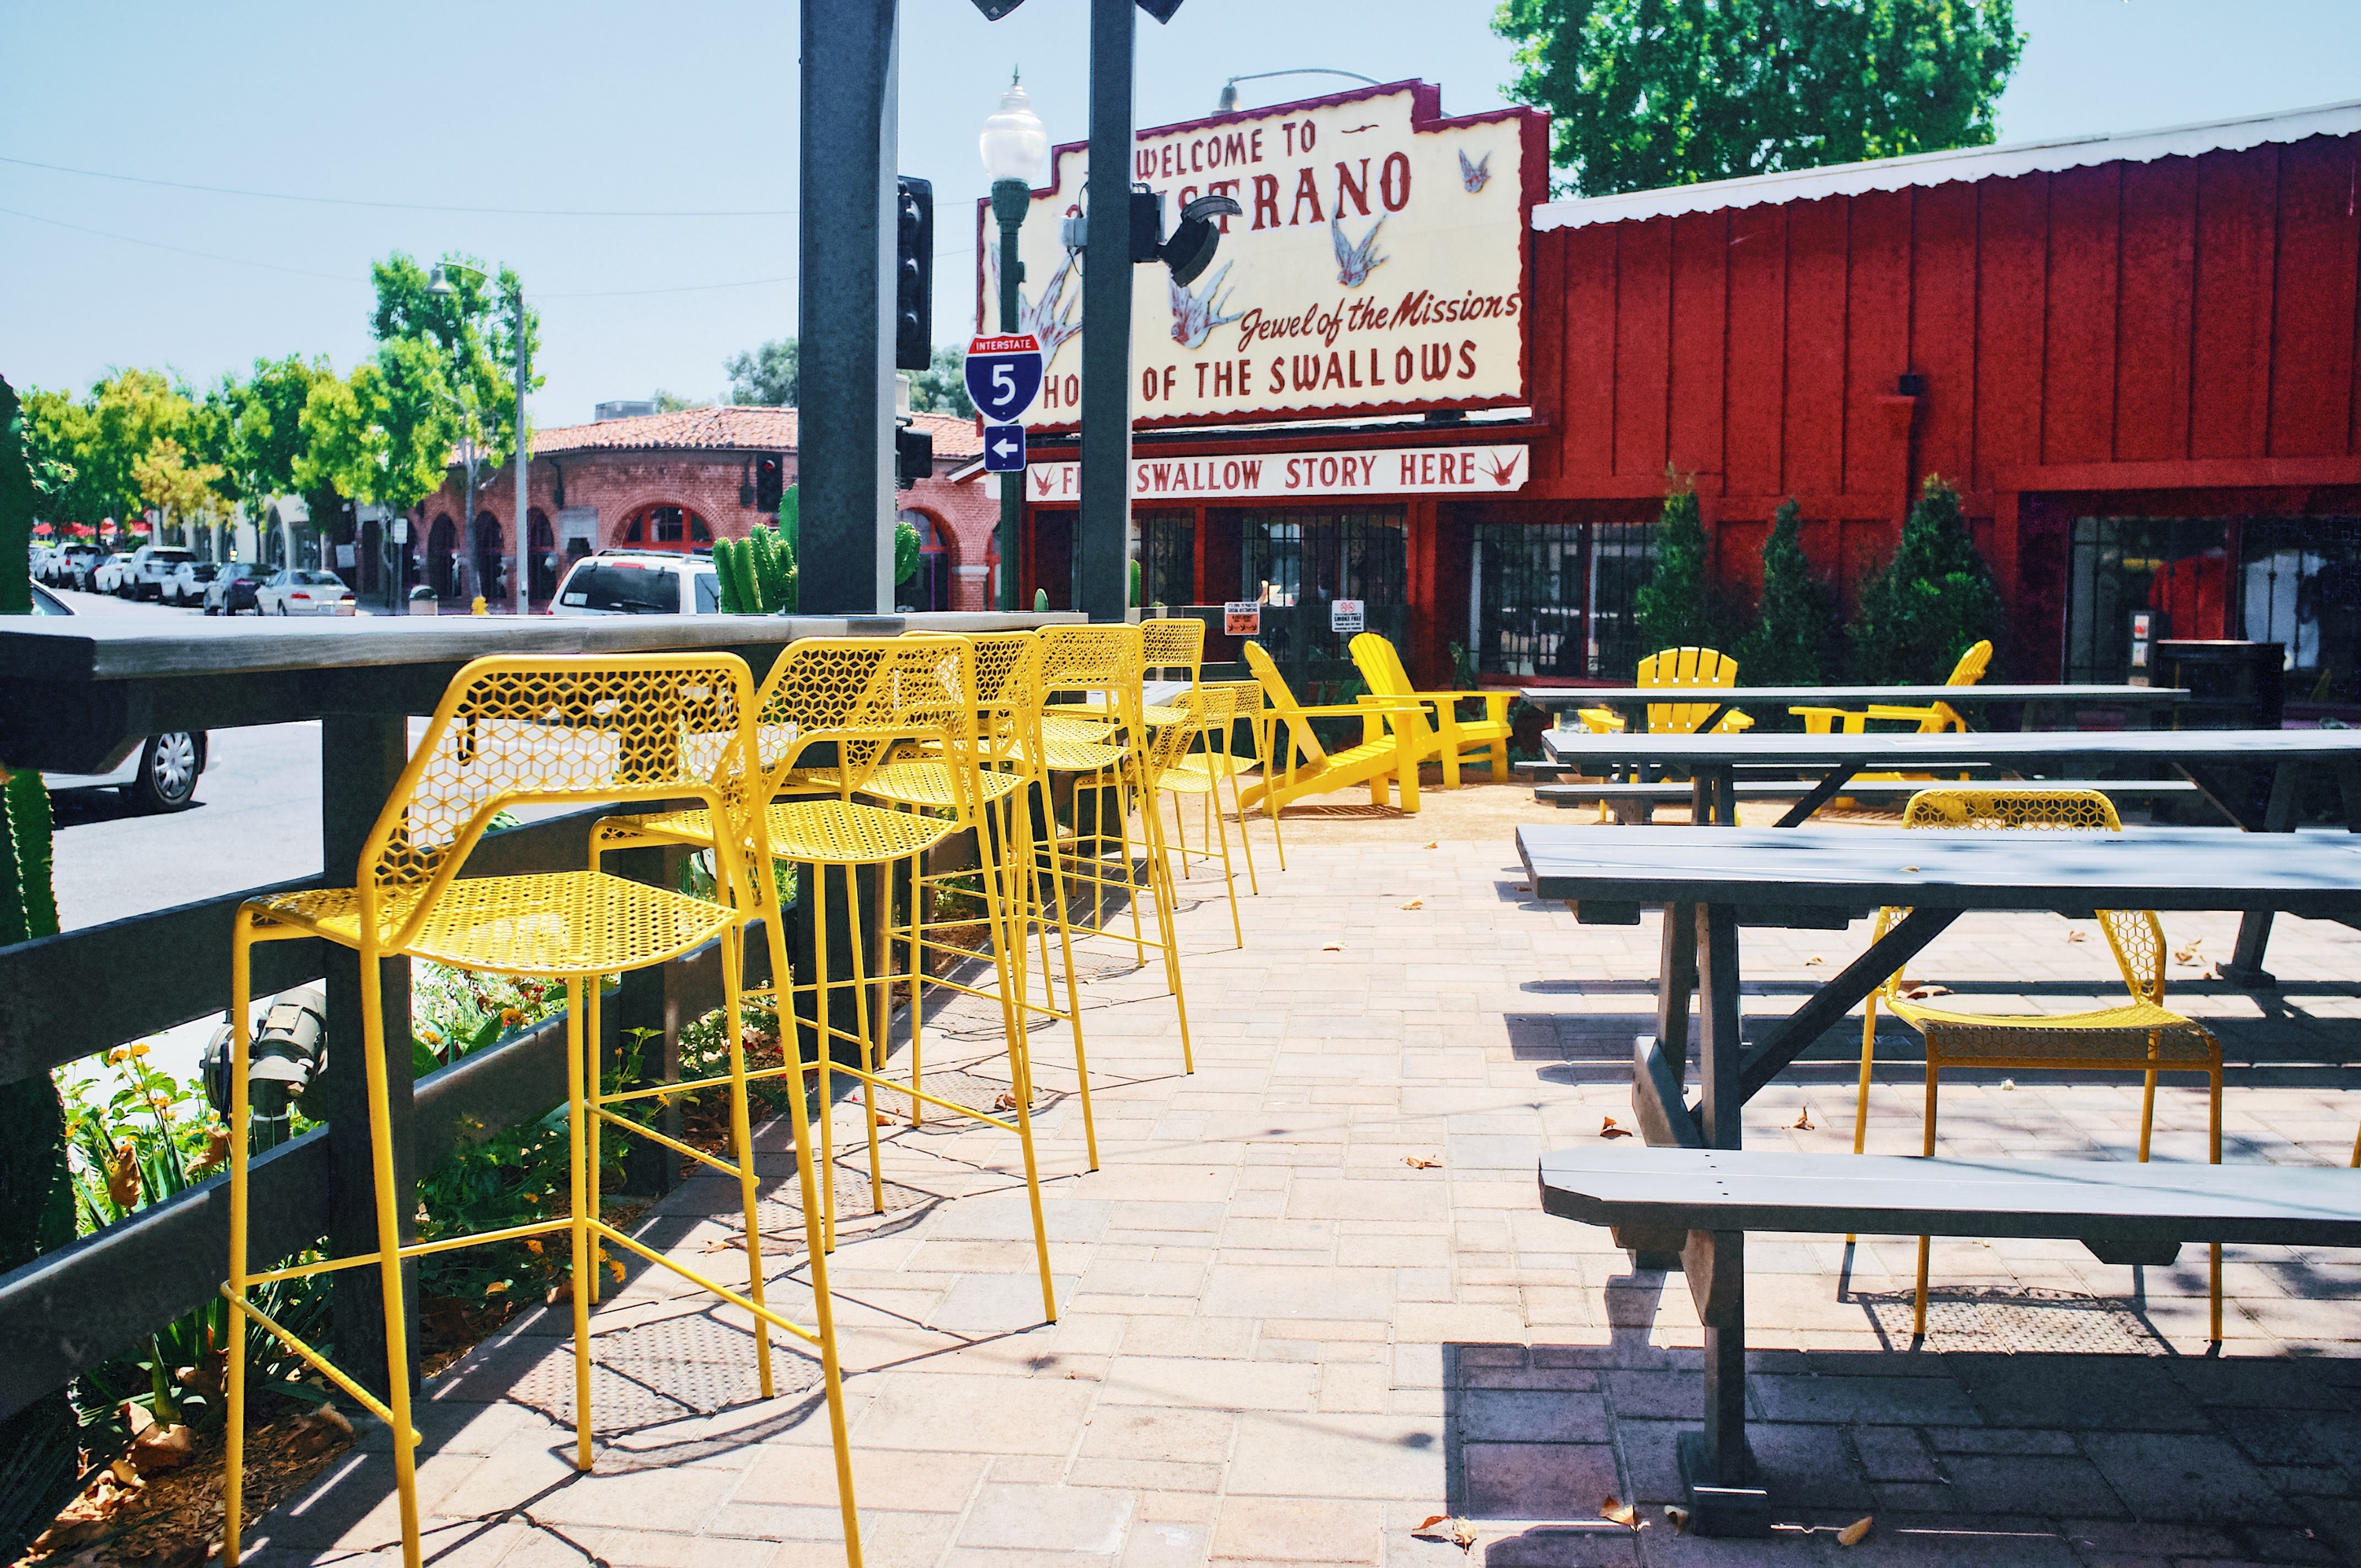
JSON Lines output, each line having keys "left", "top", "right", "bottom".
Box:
{"left": 1237, "top": 640, "right": 1424, "bottom": 815}
{"left": 1855, "top": 786, "right": 2224, "bottom": 1341}
{"left": 224, "top": 653, "right": 866, "bottom": 1568}
{"left": 1795, "top": 639, "right": 1992, "bottom": 734}
{"left": 1154, "top": 683, "right": 1248, "bottom": 948}
{"left": 597, "top": 637, "right": 1060, "bottom": 1316}
{"left": 1037, "top": 624, "right": 1195, "bottom": 1075}
{"left": 1167, "top": 677, "right": 1280, "bottom": 884}
{"left": 863, "top": 629, "right": 1101, "bottom": 1171}
{"left": 1578, "top": 647, "right": 1755, "bottom": 735}
{"left": 1347, "top": 631, "right": 1514, "bottom": 788}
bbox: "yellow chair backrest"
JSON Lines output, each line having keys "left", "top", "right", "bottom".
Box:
{"left": 1879, "top": 787, "right": 2163, "bottom": 1006}
{"left": 755, "top": 635, "right": 977, "bottom": 800}
{"left": 1637, "top": 646, "right": 1741, "bottom": 734}
{"left": 1140, "top": 615, "right": 1206, "bottom": 682}
{"left": 1242, "top": 640, "right": 1330, "bottom": 768}
{"left": 361, "top": 652, "right": 756, "bottom": 948}
{"left": 1947, "top": 640, "right": 1994, "bottom": 688}
{"left": 1349, "top": 632, "right": 1416, "bottom": 699}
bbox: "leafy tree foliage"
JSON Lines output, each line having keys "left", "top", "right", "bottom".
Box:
{"left": 216, "top": 355, "right": 337, "bottom": 518}
{"left": 1848, "top": 474, "right": 2005, "bottom": 684}
{"left": 908, "top": 345, "right": 974, "bottom": 419}
{"left": 1633, "top": 477, "right": 1730, "bottom": 653}
{"left": 294, "top": 339, "right": 458, "bottom": 522}
{"left": 1495, "top": 0, "right": 2023, "bottom": 197}
{"left": 652, "top": 389, "right": 708, "bottom": 412}
{"left": 726, "top": 338, "right": 798, "bottom": 407}
{"left": 131, "top": 437, "right": 230, "bottom": 542}
{"left": 1738, "top": 499, "right": 1844, "bottom": 684}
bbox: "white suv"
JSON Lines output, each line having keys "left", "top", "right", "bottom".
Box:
{"left": 552, "top": 552, "right": 722, "bottom": 615}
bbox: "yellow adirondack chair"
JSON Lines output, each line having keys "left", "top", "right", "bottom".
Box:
{"left": 1794, "top": 639, "right": 1992, "bottom": 734}
{"left": 1347, "top": 632, "right": 1514, "bottom": 788}
{"left": 1576, "top": 647, "right": 1755, "bottom": 734}
{"left": 1238, "top": 640, "right": 1424, "bottom": 814}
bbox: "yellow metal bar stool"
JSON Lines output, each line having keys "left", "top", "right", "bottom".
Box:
{"left": 1199, "top": 677, "right": 1284, "bottom": 875}
{"left": 1141, "top": 617, "right": 1247, "bottom": 946}
{"left": 1154, "top": 683, "right": 1249, "bottom": 947}
{"left": 862, "top": 630, "right": 1102, "bottom": 1170}
{"left": 595, "top": 636, "right": 1058, "bottom": 1319}
{"left": 1036, "top": 624, "right": 1195, "bottom": 1075}
{"left": 221, "top": 653, "right": 865, "bottom": 1568}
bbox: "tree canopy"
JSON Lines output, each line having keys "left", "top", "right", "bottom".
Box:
{"left": 726, "top": 338, "right": 798, "bottom": 407}
{"left": 1495, "top": 0, "right": 2024, "bottom": 197}
{"left": 908, "top": 345, "right": 974, "bottom": 419}
{"left": 1848, "top": 474, "right": 2005, "bottom": 683}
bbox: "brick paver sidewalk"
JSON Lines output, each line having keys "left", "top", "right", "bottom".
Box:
{"left": 246, "top": 788, "right": 2361, "bottom": 1567}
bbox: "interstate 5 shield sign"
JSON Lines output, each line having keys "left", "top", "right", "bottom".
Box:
{"left": 964, "top": 333, "right": 1044, "bottom": 423}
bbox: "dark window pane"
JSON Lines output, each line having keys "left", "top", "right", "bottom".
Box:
{"left": 562, "top": 563, "right": 679, "bottom": 614}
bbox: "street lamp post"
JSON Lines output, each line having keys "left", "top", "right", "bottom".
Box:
{"left": 980, "top": 72, "right": 1047, "bottom": 612}
{"left": 430, "top": 262, "right": 531, "bottom": 615}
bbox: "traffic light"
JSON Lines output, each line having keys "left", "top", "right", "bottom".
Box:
{"left": 896, "top": 175, "right": 933, "bottom": 372}
{"left": 753, "top": 452, "right": 785, "bottom": 512}
{"left": 895, "top": 423, "right": 933, "bottom": 488}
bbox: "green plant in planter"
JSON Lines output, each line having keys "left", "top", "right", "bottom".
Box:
{"left": 1738, "top": 499, "right": 1845, "bottom": 687}
{"left": 1848, "top": 474, "right": 2004, "bottom": 684}
{"left": 1633, "top": 471, "right": 1732, "bottom": 654}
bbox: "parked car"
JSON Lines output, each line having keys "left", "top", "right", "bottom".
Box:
{"left": 125, "top": 544, "right": 196, "bottom": 600}
{"left": 550, "top": 551, "right": 722, "bottom": 616}
{"left": 161, "top": 559, "right": 220, "bottom": 607}
{"left": 28, "top": 582, "right": 211, "bottom": 811}
{"left": 203, "top": 562, "right": 273, "bottom": 615}
{"left": 90, "top": 552, "right": 139, "bottom": 595}
{"left": 46, "top": 544, "right": 102, "bottom": 589}
{"left": 256, "top": 569, "right": 356, "bottom": 616}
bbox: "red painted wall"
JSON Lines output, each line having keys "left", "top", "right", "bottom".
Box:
{"left": 1524, "top": 131, "right": 2361, "bottom": 671}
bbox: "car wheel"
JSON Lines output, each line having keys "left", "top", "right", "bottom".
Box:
{"left": 123, "top": 732, "right": 201, "bottom": 814}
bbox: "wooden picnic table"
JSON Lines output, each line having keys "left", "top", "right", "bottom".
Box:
{"left": 1520, "top": 681, "right": 2188, "bottom": 736}
{"left": 1513, "top": 822, "right": 2361, "bottom": 1152}
{"left": 1537, "top": 727, "right": 2361, "bottom": 983}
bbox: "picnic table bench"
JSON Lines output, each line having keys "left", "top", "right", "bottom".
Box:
{"left": 1538, "top": 1146, "right": 2361, "bottom": 1535}
{"left": 1530, "top": 777, "right": 2206, "bottom": 820}
{"left": 1520, "top": 681, "right": 2189, "bottom": 738}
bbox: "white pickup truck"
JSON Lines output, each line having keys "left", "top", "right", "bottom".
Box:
{"left": 122, "top": 544, "right": 197, "bottom": 601}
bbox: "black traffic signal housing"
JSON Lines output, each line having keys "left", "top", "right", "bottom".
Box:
{"left": 753, "top": 453, "right": 785, "bottom": 512}
{"left": 896, "top": 176, "right": 933, "bottom": 372}
{"left": 894, "top": 422, "right": 933, "bottom": 489}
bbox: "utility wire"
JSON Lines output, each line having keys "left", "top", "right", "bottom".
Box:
{"left": 0, "top": 204, "right": 356, "bottom": 282}
{"left": 0, "top": 153, "right": 798, "bottom": 218}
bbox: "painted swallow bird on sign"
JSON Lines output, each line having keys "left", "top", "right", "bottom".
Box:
{"left": 1331, "top": 214, "right": 1387, "bottom": 287}
{"left": 1170, "top": 260, "right": 1243, "bottom": 349}
{"left": 1459, "top": 149, "right": 1491, "bottom": 193}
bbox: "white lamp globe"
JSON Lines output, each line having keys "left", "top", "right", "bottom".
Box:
{"left": 979, "top": 74, "right": 1048, "bottom": 186}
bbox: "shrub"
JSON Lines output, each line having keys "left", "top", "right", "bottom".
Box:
{"left": 1849, "top": 475, "right": 2004, "bottom": 684}
{"left": 1633, "top": 475, "right": 1731, "bottom": 654}
{"left": 1738, "top": 499, "right": 1844, "bottom": 685}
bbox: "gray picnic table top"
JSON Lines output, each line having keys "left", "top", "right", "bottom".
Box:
{"left": 1537, "top": 1147, "right": 2361, "bottom": 1249}
{"left": 1523, "top": 681, "right": 2185, "bottom": 712}
{"left": 1511, "top": 822, "right": 2361, "bottom": 1155}
{"left": 1537, "top": 725, "right": 2361, "bottom": 770}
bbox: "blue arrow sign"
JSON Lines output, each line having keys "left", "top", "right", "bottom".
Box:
{"left": 966, "top": 332, "right": 1044, "bottom": 423}
{"left": 983, "top": 422, "right": 1027, "bottom": 473}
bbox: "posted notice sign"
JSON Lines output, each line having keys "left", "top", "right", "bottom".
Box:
{"left": 1330, "top": 599, "right": 1365, "bottom": 633}
{"left": 1024, "top": 443, "right": 1527, "bottom": 504}
{"left": 1224, "top": 602, "right": 1262, "bottom": 636}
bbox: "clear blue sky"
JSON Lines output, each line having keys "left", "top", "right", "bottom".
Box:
{"left": 6, "top": 0, "right": 2359, "bottom": 430}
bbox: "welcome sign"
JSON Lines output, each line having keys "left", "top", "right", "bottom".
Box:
{"left": 978, "top": 82, "right": 1546, "bottom": 432}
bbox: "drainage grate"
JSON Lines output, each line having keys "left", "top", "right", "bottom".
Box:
{"left": 504, "top": 1308, "right": 822, "bottom": 1427}
{"left": 1855, "top": 1284, "right": 2169, "bottom": 1355}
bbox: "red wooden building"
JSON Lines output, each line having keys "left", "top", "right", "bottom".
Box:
{"left": 1016, "top": 97, "right": 2361, "bottom": 694}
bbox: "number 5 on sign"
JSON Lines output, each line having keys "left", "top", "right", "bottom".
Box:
{"left": 966, "top": 333, "right": 1044, "bottom": 423}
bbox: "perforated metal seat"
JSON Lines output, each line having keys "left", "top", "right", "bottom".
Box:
{"left": 253, "top": 873, "right": 738, "bottom": 976}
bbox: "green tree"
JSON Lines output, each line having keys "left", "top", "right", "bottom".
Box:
{"left": 368, "top": 253, "right": 539, "bottom": 550}
{"left": 1495, "top": 0, "right": 2023, "bottom": 197}
{"left": 220, "top": 356, "right": 336, "bottom": 516}
{"left": 20, "top": 389, "right": 103, "bottom": 533}
{"left": 1848, "top": 474, "right": 2004, "bottom": 684}
{"left": 908, "top": 345, "right": 974, "bottom": 419}
{"left": 1633, "top": 476, "right": 1727, "bottom": 653}
{"left": 294, "top": 343, "right": 456, "bottom": 526}
{"left": 726, "top": 338, "right": 798, "bottom": 406}
{"left": 652, "top": 389, "right": 708, "bottom": 413}
{"left": 1738, "top": 499, "right": 1844, "bottom": 685}
{"left": 131, "top": 437, "right": 230, "bottom": 548}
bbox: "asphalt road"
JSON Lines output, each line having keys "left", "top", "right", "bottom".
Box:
{"left": 40, "top": 587, "right": 330, "bottom": 930}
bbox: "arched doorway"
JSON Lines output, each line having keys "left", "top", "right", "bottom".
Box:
{"left": 428, "top": 514, "right": 458, "bottom": 598}
{"left": 897, "top": 510, "right": 954, "bottom": 612}
{"left": 618, "top": 504, "right": 712, "bottom": 552}
{"left": 474, "top": 511, "right": 505, "bottom": 603}
{"left": 528, "top": 508, "right": 559, "bottom": 602}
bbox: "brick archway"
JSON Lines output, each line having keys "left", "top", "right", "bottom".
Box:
{"left": 611, "top": 500, "right": 714, "bottom": 552}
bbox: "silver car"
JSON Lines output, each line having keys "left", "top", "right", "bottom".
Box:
{"left": 29, "top": 583, "right": 210, "bottom": 811}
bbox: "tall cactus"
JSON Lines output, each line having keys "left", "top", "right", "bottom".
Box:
{"left": 0, "top": 373, "right": 79, "bottom": 1560}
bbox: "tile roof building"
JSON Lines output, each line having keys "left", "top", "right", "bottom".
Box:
{"left": 385, "top": 406, "right": 992, "bottom": 609}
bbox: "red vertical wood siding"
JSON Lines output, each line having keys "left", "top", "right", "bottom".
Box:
{"left": 1781, "top": 198, "right": 1850, "bottom": 498}
{"left": 1612, "top": 220, "right": 1673, "bottom": 477}
{"left": 1723, "top": 205, "right": 1789, "bottom": 497}
{"left": 2267, "top": 137, "right": 2359, "bottom": 457}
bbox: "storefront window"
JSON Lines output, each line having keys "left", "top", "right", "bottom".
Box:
{"left": 620, "top": 505, "right": 714, "bottom": 552}
{"left": 1239, "top": 507, "right": 1405, "bottom": 607}
{"left": 1470, "top": 520, "right": 1653, "bottom": 680}
{"left": 1138, "top": 510, "right": 1193, "bottom": 607}
{"left": 2067, "top": 516, "right": 2361, "bottom": 696}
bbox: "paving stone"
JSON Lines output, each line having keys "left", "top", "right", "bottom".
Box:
{"left": 2079, "top": 1431, "right": 2285, "bottom": 1523}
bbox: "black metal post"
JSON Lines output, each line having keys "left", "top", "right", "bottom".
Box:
{"left": 797, "top": 0, "right": 900, "bottom": 614}
{"left": 319, "top": 715, "right": 416, "bottom": 1401}
{"left": 1693, "top": 902, "right": 1743, "bottom": 1151}
{"left": 993, "top": 179, "right": 1029, "bottom": 612}
{"left": 1078, "top": 0, "right": 1135, "bottom": 624}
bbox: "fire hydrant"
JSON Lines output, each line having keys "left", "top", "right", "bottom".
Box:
{"left": 470, "top": 595, "right": 488, "bottom": 616}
